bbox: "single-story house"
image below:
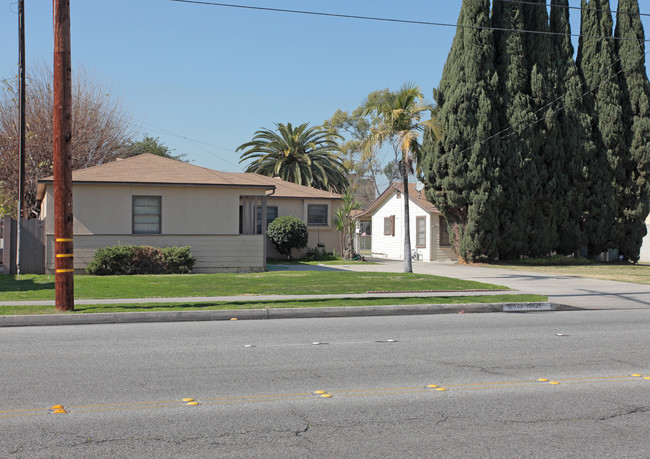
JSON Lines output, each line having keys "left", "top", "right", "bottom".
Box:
{"left": 355, "top": 183, "right": 456, "bottom": 262}
{"left": 252, "top": 176, "right": 342, "bottom": 259}
{"left": 37, "top": 154, "right": 342, "bottom": 273}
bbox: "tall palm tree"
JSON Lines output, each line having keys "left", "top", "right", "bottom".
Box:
{"left": 237, "top": 122, "right": 349, "bottom": 193}
{"left": 363, "top": 83, "right": 441, "bottom": 273}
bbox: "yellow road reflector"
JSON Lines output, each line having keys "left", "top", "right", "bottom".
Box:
{"left": 55, "top": 269, "right": 74, "bottom": 273}
{"left": 56, "top": 238, "right": 73, "bottom": 242}
{"left": 230, "top": 318, "right": 238, "bottom": 321}
{"left": 51, "top": 404, "right": 64, "bottom": 410}
{"left": 537, "top": 378, "right": 549, "bottom": 382}
{"left": 52, "top": 408, "right": 67, "bottom": 414}
{"left": 644, "top": 377, "right": 650, "bottom": 380}
{"left": 320, "top": 394, "right": 333, "bottom": 398}
{"left": 631, "top": 374, "right": 642, "bottom": 377}
{"left": 313, "top": 390, "right": 326, "bottom": 395}
{"left": 436, "top": 388, "right": 447, "bottom": 391}
{"left": 182, "top": 398, "right": 194, "bottom": 402}
{"left": 549, "top": 381, "right": 560, "bottom": 385}
{"left": 186, "top": 401, "right": 200, "bottom": 406}
{"left": 427, "top": 384, "right": 438, "bottom": 388}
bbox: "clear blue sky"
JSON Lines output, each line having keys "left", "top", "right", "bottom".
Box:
{"left": 1, "top": 1, "right": 647, "bottom": 189}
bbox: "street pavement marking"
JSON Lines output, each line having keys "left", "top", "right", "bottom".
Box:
{"left": 1, "top": 374, "right": 647, "bottom": 419}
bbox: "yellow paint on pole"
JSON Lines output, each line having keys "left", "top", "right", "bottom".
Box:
{"left": 55, "top": 268, "right": 74, "bottom": 273}
{"left": 56, "top": 253, "right": 73, "bottom": 258}
{"left": 55, "top": 238, "right": 73, "bottom": 242}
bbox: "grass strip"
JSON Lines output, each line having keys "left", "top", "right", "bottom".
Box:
{"left": 0, "top": 294, "right": 546, "bottom": 315}
{"left": 0, "top": 271, "right": 507, "bottom": 301}
{"left": 478, "top": 262, "right": 650, "bottom": 285}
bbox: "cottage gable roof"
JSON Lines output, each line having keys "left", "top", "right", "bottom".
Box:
{"left": 356, "top": 182, "right": 438, "bottom": 218}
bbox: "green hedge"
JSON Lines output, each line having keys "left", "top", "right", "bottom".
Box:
{"left": 86, "top": 245, "right": 196, "bottom": 275}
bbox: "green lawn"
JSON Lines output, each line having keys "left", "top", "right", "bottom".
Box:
{"left": 0, "top": 271, "right": 508, "bottom": 301}
{"left": 478, "top": 262, "right": 650, "bottom": 285}
{"left": 0, "top": 294, "right": 546, "bottom": 315}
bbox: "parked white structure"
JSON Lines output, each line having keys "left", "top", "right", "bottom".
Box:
{"left": 355, "top": 183, "right": 456, "bottom": 262}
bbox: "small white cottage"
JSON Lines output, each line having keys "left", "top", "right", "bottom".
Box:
{"left": 356, "top": 183, "right": 456, "bottom": 262}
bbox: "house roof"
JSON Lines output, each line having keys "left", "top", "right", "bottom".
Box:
{"left": 37, "top": 153, "right": 342, "bottom": 201}
{"left": 356, "top": 182, "right": 438, "bottom": 219}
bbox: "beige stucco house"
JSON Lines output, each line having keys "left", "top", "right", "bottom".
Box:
{"left": 355, "top": 183, "right": 456, "bottom": 262}
{"left": 37, "top": 154, "right": 342, "bottom": 273}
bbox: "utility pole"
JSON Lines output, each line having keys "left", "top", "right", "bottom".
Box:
{"left": 53, "top": 0, "right": 74, "bottom": 311}
{"left": 16, "top": 0, "right": 26, "bottom": 278}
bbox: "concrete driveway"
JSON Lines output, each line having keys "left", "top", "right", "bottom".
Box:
{"left": 333, "top": 259, "right": 650, "bottom": 310}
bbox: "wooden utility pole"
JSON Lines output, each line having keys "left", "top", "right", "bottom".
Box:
{"left": 53, "top": 0, "right": 74, "bottom": 311}
{"left": 17, "top": 0, "right": 26, "bottom": 278}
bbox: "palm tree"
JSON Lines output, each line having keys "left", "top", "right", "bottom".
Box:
{"left": 362, "top": 83, "right": 441, "bottom": 273}
{"left": 237, "top": 122, "right": 349, "bottom": 193}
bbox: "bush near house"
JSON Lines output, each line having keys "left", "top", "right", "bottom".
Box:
{"left": 86, "top": 245, "right": 195, "bottom": 275}
{"left": 266, "top": 216, "right": 308, "bottom": 260}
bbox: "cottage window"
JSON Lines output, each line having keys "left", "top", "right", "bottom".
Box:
{"left": 256, "top": 206, "right": 278, "bottom": 234}
{"left": 133, "top": 196, "right": 161, "bottom": 234}
{"left": 384, "top": 215, "right": 395, "bottom": 236}
{"left": 439, "top": 216, "right": 451, "bottom": 247}
{"left": 307, "top": 204, "right": 328, "bottom": 226}
{"left": 416, "top": 216, "right": 426, "bottom": 248}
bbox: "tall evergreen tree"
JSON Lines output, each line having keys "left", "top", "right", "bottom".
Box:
{"left": 523, "top": 0, "right": 560, "bottom": 256}
{"left": 614, "top": 0, "right": 650, "bottom": 261}
{"left": 492, "top": 0, "right": 539, "bottom": 258}
{"left": 550, "top": 0, "right": 596, "bottom": 254}
{"left": 576, "top": 0, "right": 623, "bottom": 255}
{"left": 420, "top": 0, "right": 500, "bottom": 261}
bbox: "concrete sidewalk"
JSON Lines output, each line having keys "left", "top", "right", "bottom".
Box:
{"left": 335, "top": 259, "right": 650, "bottom": 310}
{"left": 2, "top": 259, "right": 647, "bottom": 327}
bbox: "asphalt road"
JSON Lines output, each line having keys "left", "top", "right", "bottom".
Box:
{"left": 1, "top": 310, "right": 649, "bottom": 458}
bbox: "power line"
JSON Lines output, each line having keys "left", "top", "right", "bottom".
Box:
{"left": 169, "top": 0, "right": 650, "bottom": 43}
{"left": 498, "top": 0, "right": 650, "bottom": 18}
{"left": 134, "top": 119, "right": 243, "bottom": 169}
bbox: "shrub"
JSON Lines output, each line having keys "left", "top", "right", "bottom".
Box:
{"left": 86, "top": 245, "right": 196, "bottom": 275}
{"left": 267, "top": 216, "right": 308, "bottom": 260}
{"left": 161, "top": 246, "right": 196, "bottom": 274}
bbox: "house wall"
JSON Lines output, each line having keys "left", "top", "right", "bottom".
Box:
{"left": 41, "top": 183, "right": 268, "bottom": 273}
{"left": 265, "top": 197, "right": 342, "bottom": 259}
{"left": 639, "top": 213, "right": 650, "bottom": 262}
{"left": 370, "top": 191, "right": 455, "bottom": 262}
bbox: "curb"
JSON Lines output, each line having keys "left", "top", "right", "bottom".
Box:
{"left": 0, "top": 302, "right": 578, "bottom": 327}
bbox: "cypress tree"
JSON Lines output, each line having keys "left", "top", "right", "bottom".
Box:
{"left": 614, "top": 0, "right": 650, "bottom": 261}
{"left": 549, "top": 0, "right": 595, "bottom": 254}
{"left": 420, "top": 0, "right": 500, "bottom": 261}
{"left": 576, "top": 0, "right": 622, "bottom": 255}
{"left": 492, "top": 0, "right": 538, "bottom": 258}
{"left": 523, "top": 0, "right": 560, "bottom": 256}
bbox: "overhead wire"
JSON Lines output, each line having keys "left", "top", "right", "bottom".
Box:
{"left": 169, "top": 0, "right": 650, "bottom": 43}
{"left": 134, "top": 119, "right": 243, "bottom": 169}
{"left": 497, "top": 0, "right": 650, "bottom": 18}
